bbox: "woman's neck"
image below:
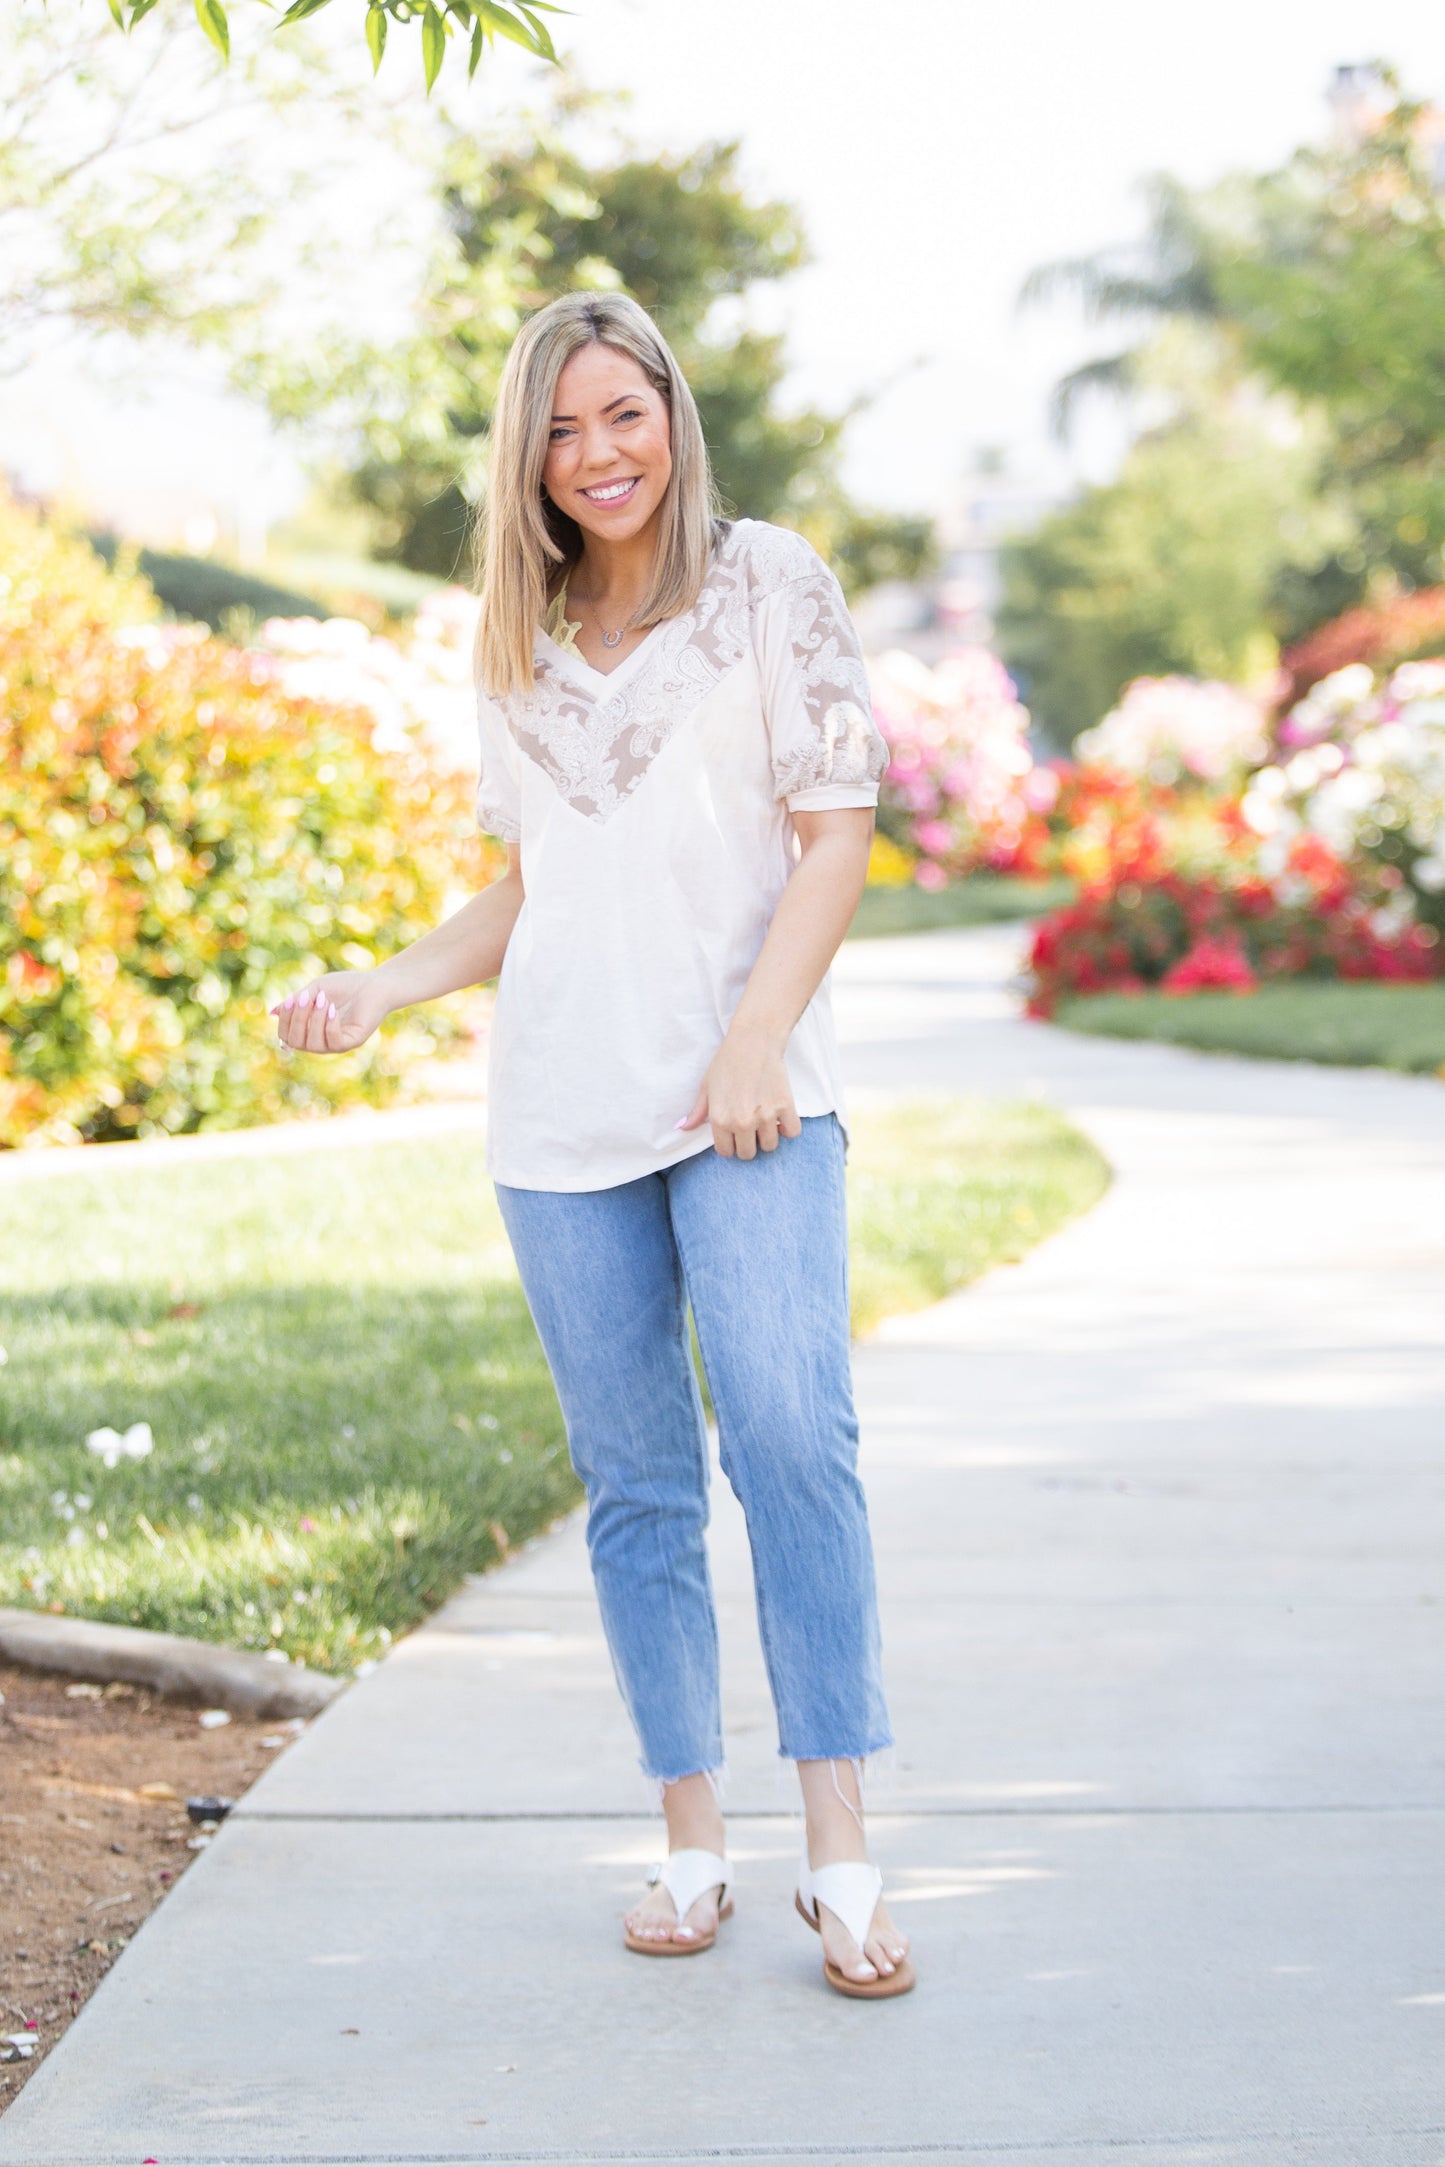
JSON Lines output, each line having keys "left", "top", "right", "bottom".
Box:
{"left": 572, "top": 519, "right": 662, "bottom": 609}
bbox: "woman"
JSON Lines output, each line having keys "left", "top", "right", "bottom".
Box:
{"left": 272, "top": 292, "right": 914, "bottom": 2000}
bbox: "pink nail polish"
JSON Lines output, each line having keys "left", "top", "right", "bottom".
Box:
{"left": 674, "top": 1119, "right": 688, "bottom": 1130}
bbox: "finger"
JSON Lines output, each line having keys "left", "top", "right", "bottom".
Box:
{"left": 676, "top": 1086, "right": 710, "bottom": 1133}
{"left": 293, "top": 989, "right": 321, "bottom": 1052}
{"left": 733, "top": 1126, "right": 758, "bottom": 1162}
{"left": 280, "top": 986, "right": 312, "bottom": 1049}
{"left": 300, "top": 989, "right": 331, "bottom": 1053}
{"left": 757, "top": 1116, "right": 780, "bottom": 1154}
{"left": 713, "top": 1126, "right": 736, "bottom": 1159}
{"left": 778, "top": 1104, "right": 803, "bottom": 1140}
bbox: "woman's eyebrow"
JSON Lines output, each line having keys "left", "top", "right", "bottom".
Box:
{"left": 549, "top": 393, "right": 647, "bottom": 422}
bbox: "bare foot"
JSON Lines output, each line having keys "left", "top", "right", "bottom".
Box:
{"left": 624, "top": 1769, "right": 726, "bottom": 1948}
{"left": 815, "top": 1888, "right": 910, "bottom": 1985}
{"left": 624, "top": 1876, "right": 723, "bottom": 1947}
{"left": 798, "top": 1756, "right": 912, "bottom": 1985}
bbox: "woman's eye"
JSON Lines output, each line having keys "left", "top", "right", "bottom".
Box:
{"left": 548, "top": 427, "right": 571, "bottom": 441}
{"left": 615, "top": 407, "right": 643, "bottom": 423}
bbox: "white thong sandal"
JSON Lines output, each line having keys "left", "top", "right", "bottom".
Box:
{"left": 795, "top": 1852, "right": 916, "bottom": 1999}
{"left": 624, "top": 1847, "right": 733, "bottom": 1957}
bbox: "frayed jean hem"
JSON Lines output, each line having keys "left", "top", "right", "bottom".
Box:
{"left": 777, "top": 1730, "right": 895, "bottom": 1765}
{"left": 643, "top": 1757, "right": 726, "bottom": 1790}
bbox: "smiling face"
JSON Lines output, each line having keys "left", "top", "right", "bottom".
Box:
{"left": 542, "top": 341, "right": 674, "bottom": 551}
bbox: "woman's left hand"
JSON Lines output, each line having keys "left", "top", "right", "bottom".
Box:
{"left": 678, "top": 1027, "right": 802, "bottom": 1160}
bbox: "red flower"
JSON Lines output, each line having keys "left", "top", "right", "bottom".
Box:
{"left": 1161, "top": 937, "right": 1258, "bottom": 995}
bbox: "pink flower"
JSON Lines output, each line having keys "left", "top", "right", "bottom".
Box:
{"left": 912, "top": 819, "right": 954, "bottom": 856}
{"left": 913, "top": 860, "right": 948, "bottom": 891}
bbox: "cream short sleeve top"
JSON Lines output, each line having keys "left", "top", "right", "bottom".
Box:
{"left": 474, "top": 517, "right": 887, "bottom": 1192}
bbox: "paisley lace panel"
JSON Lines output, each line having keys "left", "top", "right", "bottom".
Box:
{"left": 766, "top": 568, "right": 887, "bottom": 801}
{"left": 509, "top": 544, "right": 753, "bottom": 823}
{"left": 495, "top": 521, "right": 883, "bottom": 825}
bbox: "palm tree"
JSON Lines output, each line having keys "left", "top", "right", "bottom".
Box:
{"left": 1020, "top": 175, "right": 1229, "bottom": 436}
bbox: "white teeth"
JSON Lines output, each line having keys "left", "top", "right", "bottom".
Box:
{"left": 584, "top": 479, "right": 637, "bottom": 502}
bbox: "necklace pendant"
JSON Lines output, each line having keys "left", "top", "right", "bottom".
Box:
{"left": 603, "top": 629, "right": 622, "bottom": 648}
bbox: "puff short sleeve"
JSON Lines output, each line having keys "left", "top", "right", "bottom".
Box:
{"left": 750, "top": 530, "right": 888, "bottom": 813}
{"left": 475, "top": 685, "right": 523, "bottom": 843}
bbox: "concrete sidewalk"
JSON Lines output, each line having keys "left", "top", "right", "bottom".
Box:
{"left": 4, "top": 925, "right": 1444, "bottom": 2166}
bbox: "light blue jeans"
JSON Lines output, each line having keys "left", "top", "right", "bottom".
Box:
{"left": 495, "top": 1115, "right": 893, "bottom": 1782}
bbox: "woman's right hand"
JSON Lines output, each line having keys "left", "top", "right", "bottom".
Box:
{"left": 270, "top": 970, "right": 390, "bottom": 1056}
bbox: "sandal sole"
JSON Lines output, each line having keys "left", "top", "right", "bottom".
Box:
{"left": 795, "top": 1890, "right": 916, "bottom": 1998}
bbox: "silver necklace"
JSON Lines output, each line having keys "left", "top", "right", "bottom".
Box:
{"left": 575, "top": 575, "right": 639, "bottom": 650}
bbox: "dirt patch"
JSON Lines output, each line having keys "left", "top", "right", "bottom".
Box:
{"left": 0, "top": 1660, "right": 299, "bottom": 2112}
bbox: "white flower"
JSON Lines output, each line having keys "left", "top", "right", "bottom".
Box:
{"left": 1079, "top": 676, "right": 1267, "bottom": 782}
{"left": 84, "top": 1422, "right": 155, "bottom": 1468}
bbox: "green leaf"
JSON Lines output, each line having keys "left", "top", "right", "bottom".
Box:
{"left": 127, "top": 0, "right": 162, "bottom": 24}
{"left": 467, "top": 15, "right": 484, "bottom": 76}
{"left": 193, "top": 0, "right": 230, "bottom": 60}
{"left": 513, "top": 4, "right": 558, "bottom": 59}
{"left": 279, "top": 0, "right": 333, "bottom": 22}
{"left": 421, "top": 1, "right": 446, "bottom": 90}
{"left": 366, "top": 2, "right": 388, "bottom": 70}
{"left": 478, "top": 0, "right": 552, "bottom": 58}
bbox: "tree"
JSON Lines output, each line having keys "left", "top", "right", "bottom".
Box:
{"left": 1023, "top": 73, "right": 1445, "bottom": 617}
{"left": 1217, "top": 92, "right": 1445, "bottom": 596}
{"left": 275, "top": 95, "right": 930, "bottom": 591}
{"left": 0, "top": 0, "right": 368, "bottom": 375}
{"left": 1003, "top": 69, "right": 1445, "bottom": 731}
{"left": 101, "top": 0, "right": 559, "bottom": 94}
{"left": 996, "top": 341, "right": 1352, "bottom": 742}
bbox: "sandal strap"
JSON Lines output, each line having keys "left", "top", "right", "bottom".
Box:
{"left": 798, "top": 1854, "right": 882, "bottom": 1952}
{"left": 653, "top": 1847, "right": 730, "bottom": 1921}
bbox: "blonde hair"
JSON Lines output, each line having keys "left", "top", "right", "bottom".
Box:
{"left": 473, "top": 292, "right": 721, "bottom": 698}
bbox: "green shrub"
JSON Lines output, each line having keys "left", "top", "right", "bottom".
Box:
{"left": 0, "top": 494, "right": 501, "bottom": 1146}
{"left": 87, "top": 533, "right": 329, "bottom": 632}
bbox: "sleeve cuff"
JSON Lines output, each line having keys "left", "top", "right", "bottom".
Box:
{"left": 784, "top": 786, "right": 880, "bottom": 813}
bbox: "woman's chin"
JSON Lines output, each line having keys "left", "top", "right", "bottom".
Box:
{"left": 570, "top": 493, "right": 665, "bottom": 544}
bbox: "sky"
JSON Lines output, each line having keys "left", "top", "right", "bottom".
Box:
{"left": 543, "top": 0, "right": 1445, "bottom": 512}
{"left": 6, "top": 0, "right": 1445, "bottom": 548}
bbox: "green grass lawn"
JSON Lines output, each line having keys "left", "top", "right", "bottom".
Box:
{"left": 0, "top": 1101, "right": 1107, "bottom": 1670}
{"left": 1056, "top": 981, "right": 1445, "bottom": 1075}
{"left": 848, "top": 874, "right": 1073, "bottom": 940}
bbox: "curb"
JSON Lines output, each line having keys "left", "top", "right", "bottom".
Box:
{"left": 0, "top": 1608, "right": 346, "bottom": 1719}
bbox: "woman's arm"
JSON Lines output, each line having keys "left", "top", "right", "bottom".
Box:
{"left": 678, "top": 807, "right": 872, "bottom": 1158}
{"left": 272, "top": 849, "right": 525, "bottom": 1055}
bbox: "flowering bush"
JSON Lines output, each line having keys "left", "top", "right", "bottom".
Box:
{"left": 870, "top": 647, "right": 1057, "bottom": 886}
{"left": 0, "top": 496, "right": 500, "bottom": 1148}
{"left": 1245, "top": 661, "right": 1445, "bottom": 935}
{"left": 1026, "top": 827, "right": 1438, "bottom": 1022}
{"left": 1279, "top": 588, "right": 1445, "bottom": 705}
{"left": 1075, "top": 675, "right": 1269, "bottom": 786}
{"left": 253, "top": 586, "right": 480, "bottom": 772}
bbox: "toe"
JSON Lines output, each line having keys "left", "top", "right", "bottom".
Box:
{"left": 864, "top": 1933, "right": 895, "bottom": 1977}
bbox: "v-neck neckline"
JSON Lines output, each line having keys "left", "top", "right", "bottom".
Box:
{"left": 537, "top": 542, "right": 733, "bottom": 695}
{"left": 537, "top": 612, "right": 671, "bottom": 693}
